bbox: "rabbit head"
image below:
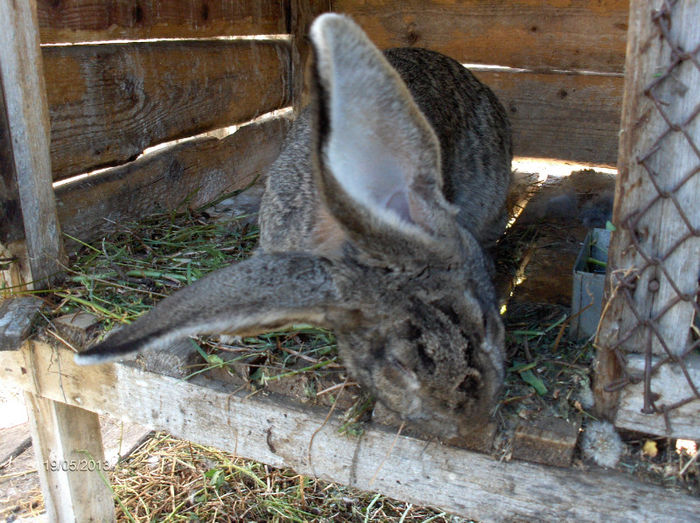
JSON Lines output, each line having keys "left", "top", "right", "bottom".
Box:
{"left": 75, "top": 14, "right": 510, "bottom": 442}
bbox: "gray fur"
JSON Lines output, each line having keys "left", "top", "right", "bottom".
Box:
{"left": 75, "top": 14, "right": 512, "bottom": 442}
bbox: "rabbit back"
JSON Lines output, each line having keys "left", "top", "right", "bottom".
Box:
{"left": 384, "top": 48, "right": 512, "bottom": 245}
{"left": 259, "top": 47, "right": 512, "bottom": 252}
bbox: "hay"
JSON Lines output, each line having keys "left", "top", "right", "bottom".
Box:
{"left": 109, "top": 432, "right": 459, "bottom": 522}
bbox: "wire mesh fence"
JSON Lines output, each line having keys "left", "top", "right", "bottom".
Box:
{"left": 596, "top": 0, "right": 699, "bottom": 436}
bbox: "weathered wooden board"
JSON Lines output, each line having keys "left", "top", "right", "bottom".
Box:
{"left": 0, "top": 0, "right": 66, "bottom": 288}
{"left": 2, "top": 341, "right": 699, "bottom": 522}
{"left": 332, "top": 0, "right": 629, "bottom": 73}
{"left": 615, "top": 354, "right": 700, "bottom": 440}
{"left": 55, "top": 114, "right": 291, "bottom": 245}
{"left": 24, "top": 392, "right": 115, "bottom": 522}
{"left": 0, "top": 84, "right": 24, "bottom": 245}
{"left": 474, "top": 69, "right": 623, "bottom": 165}
{"left": 44, "top": 39, "right": 291, "bottom": 180}
{"left": 37, "top": 0, "right": 287, "bottom": 43}
{"left": 512, "top": 415, "right": 581, "bottom": 468}
{"left": 290, "top": 0, "right": 331, "bottom": 112}
{"left": 0, "top": 432, "right": 39, "bottom": 517}
{"left": 597, "top": 0, "right": 700, "bottom": 357}
{"left": 0, "top": 297, "right": 44, "bottom": 351}
{"left": 595, "top": 0, "right": 700, "bottom": 418}
{"left": 0, "top": 416, "right": 149, "bottom": 517}
{"left": 0, "top": 424, "right": 32, "bottom": 467}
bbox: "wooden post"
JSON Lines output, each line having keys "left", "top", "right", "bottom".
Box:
{"left": 595, "top": 0, "right": 700, "bottom": 419}
{"left": 0, "top": 0, "right": 65, "bottom": 289}
{"left": 25, "top": 390, "right": 114, "bottom": 522}
{"left": 289, "top": 0, "right": 330, "bottom": 113}
{"left": 0, "top": 1, "right": 113, "bottom": 520}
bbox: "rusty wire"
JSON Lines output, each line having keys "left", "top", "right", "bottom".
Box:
{"left": 602, "top": 0, "right": 700, "bottom": 433}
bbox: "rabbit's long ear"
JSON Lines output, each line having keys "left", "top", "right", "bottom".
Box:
{"left": 309, "top": 14, "right": 454, "bottom": 250}
{"left": 74, "top": 253, "right": 339, "bottom": 365}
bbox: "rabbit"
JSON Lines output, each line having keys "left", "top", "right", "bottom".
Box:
{"left": 75, "top": 13, "right": 512, "bottom": 442}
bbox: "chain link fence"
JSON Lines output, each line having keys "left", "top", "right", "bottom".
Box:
{"left": 597, "top": 0, "right": 699, "bottom": 436}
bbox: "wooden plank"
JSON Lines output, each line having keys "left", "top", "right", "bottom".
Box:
{"left": 0, "top": 416, "right": 149, "bottom": 517}
{"left": 24, "top": 392, "right": 115, "bottom": 522}
{"left": 512, "top": 416, "right": 581, "bottom": 468}
{"left": 0, "top": 81, "right": 25, "bottom": 245}
{"left": 0, "top": 432, "right": 40, "bottom": 516}
{"left": 0, "top": 424, "right": 32, "bottom": 467}
{"left": 2, "top": 341, "right": 699, "bottom": 522}
{"left": 614, "top": 354, "right": 700, "bottom": 440}
{"left": 474, "top": 69, "right": 623, "bottom": 165}
{"left": 44, "top": 39, "right": 291, "bottom": 180}
{"left": 0, "top": 0, "right": 66, "bottom": 288}
{"left": 0, "top": 297, "right": 44, "bottom": 351}
{"left": 55, "top": 114, "right": 291, "bottom": 245}
{"left": 332, "top": 0, "right": 629, "bottom": 73}
{"left": 37, "top": 0, "right": 287, "bottom": 43}
{"left": 595, "top": 0, "right": 700, "bottom": 423}
{"left": 53, "top": 311, "right": 102, "bottom": 349}
{"left": 289, "top": 0, "right": 330, "bottom": 112}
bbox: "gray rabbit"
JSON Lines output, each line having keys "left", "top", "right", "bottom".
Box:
{"left": 76, "top": 14, "right": 512, "bottom": 441}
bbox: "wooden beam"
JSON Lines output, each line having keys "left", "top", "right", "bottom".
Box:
{"left": 615, "top": 354, "right": 700, "bottom": 440}
{"left": 37, "top": 0, "right": 287, "bottom": 44}
{"left": 289, "top": 0, "right": 330, "bottom": 113}
{"left": 24, "top": 392, "right": 115, "bottom": 522}
{"left": 332, "top": 0, "right": 629, "bottom": 73}
{"left": 0, "top": 0, "right": 65, "bottom": 287}
{"left": 55, "top": 114, "right": 292, "bottom": 245}
{"left": 44, "top": 40, "right": 291, "bottom": 181}
{"left": 595, "top": 0, "right": 700, "bottom": 417}
{"left": 0, "top": 297, "right": 44, "bottom": 351}
{"left": 475, "top": 69, "right": 622, "bottom": 165}
{"left": 2, "top": 341, "right": 699, "bottom": 522}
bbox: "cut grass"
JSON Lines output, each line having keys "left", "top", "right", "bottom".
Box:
{"left": 56, "top": 206, "right": 259, "bottom": 327}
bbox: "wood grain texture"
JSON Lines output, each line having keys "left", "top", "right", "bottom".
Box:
{"left": 614, "top": 354, "right": 700, "bottom": 440}
{"left": 37, "top": 0, "right": 287, "bottom": 43}
{"left": 0, "top": 85, "right": 24, "bottom": 244}
{"left": 0, "top": 0, "right": 66, "bottom": 287}
{"left": 0, "top": 297, "right": 44, "bottom": 351}
{"left": 512, "top": 416, "right": 581, "bottom": 467}
{"left": 595, "top": 0, "right": 700, "bottom": 422}
{"left": 289, "top": 0, "right": 331, "bottom": 112}
{"left": 597, "top": 0, "right": 700, "bottom": 376}
{"left": 44, "top": 39, "right": 291, "bottom": 180}
{"left": 0, "top": 424, "right": 32, "bottom": 467}
{"left": 55, "top": 114, "right": 292, "bottom": 245}
{"left": 332, "top": 0, "right": 629, "bottom": 73}
{"left": 474, "top": 69, "right": 623, "bottom": 165}
{"left": 601, "top": 1, "right": 700, "bottom": 355}
{"left": 2, "top": 341, "right": 699, "bottom": 522}
{"left": 24, "top": 391, "right": 115, "bottom": 522}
